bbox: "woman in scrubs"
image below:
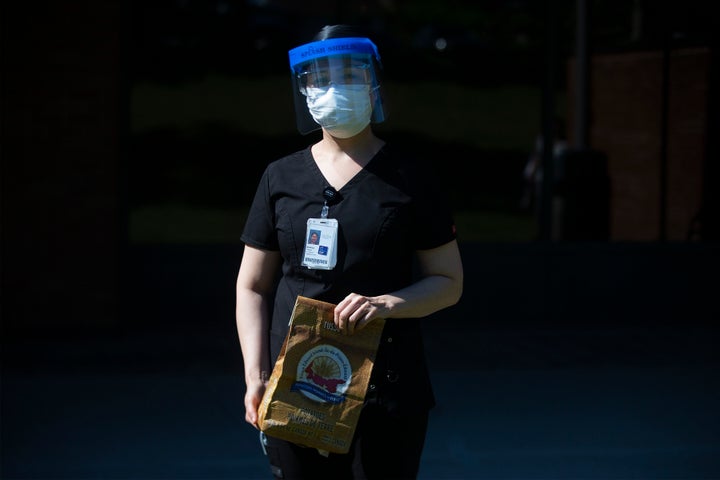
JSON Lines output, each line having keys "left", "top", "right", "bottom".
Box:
{"left": 236, "top": 24, "right": 464, "bottom": 480}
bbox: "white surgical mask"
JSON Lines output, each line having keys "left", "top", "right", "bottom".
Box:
{"left": 305, "top": 84, "right": 372, "bottom": 139}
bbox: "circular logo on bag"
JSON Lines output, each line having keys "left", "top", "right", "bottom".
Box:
{"left": 293, "top": 345, "right": 351, "bottom": 404}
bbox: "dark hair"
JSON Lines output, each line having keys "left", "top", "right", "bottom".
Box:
{"left": 313, "top": 24, "right": 370, "bottom": 41}
{"left": 312, "top": 24, "right": 383, "bottom": 73}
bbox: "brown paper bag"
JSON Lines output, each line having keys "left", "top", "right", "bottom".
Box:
{"left": 257, "top": 295, "right": 385, "bottom": 454}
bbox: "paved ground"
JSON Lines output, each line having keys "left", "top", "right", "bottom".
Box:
{"left": 3, "top": 243, "right": 720, "bottom": 479}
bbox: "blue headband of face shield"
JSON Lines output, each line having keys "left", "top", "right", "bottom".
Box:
{"left": 288, "top": 37, "right": 381, "bottom": 72}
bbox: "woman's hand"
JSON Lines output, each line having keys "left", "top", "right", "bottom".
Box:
{"left": 334, "top": 293, "right": 387, "bottom": 335}
{"left": 244, "top": 377, "right": 267, "bottom": 429}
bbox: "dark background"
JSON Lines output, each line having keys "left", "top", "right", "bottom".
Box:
{"left": 2, "top": 1, "right": 719, "bottom": 478}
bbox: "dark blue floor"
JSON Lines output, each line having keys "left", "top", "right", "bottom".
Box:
{"left": 3, "top": 243, "right": 720, "bottom": 479}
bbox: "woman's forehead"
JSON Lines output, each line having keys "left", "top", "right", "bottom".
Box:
{"left": 298, "top": 54, "right": 371, "bottom": 73}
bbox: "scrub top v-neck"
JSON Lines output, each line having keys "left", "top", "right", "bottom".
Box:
{"left": 241, "top": 144, "right": 456, "bottom": 413}
{"left": 306, "top": 146, "right": 371, "bottom": 194}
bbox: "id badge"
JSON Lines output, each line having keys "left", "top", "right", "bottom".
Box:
{"left": 302, "top": 218, "right": 338, "bottom": 270}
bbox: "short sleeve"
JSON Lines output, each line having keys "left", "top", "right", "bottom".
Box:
{"left": 407, "top": 158, "right": 457, "bottom": 250}
{"left": 241, "top": 167, "right": 279, "bottom": 251}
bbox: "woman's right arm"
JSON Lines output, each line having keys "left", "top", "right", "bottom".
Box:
{"left": 235, "top": 244, "right": 282, "bottom": 428}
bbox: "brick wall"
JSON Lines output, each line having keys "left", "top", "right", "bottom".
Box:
{"left": 567, "top": 48, "right": 710, "bottom": 241}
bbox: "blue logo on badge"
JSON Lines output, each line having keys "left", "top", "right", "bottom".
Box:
{"left": 318, "top": 245, "right": 328, "bottom": 255}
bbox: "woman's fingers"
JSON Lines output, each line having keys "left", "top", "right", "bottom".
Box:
{"left": 335, "top": 294, "right": 376, "bottom": 334}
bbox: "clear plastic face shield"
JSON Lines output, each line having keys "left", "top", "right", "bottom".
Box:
{"left": 288, "top": 37, "right": 386, "bottom": 136}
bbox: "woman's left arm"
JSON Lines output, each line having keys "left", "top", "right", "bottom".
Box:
{"left": 334, "top": 239, "right": 463, "bottom": 334}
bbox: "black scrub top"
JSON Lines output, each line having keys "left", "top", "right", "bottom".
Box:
{"left": 241, "top": 145, "right": 456, "bottom": 414}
